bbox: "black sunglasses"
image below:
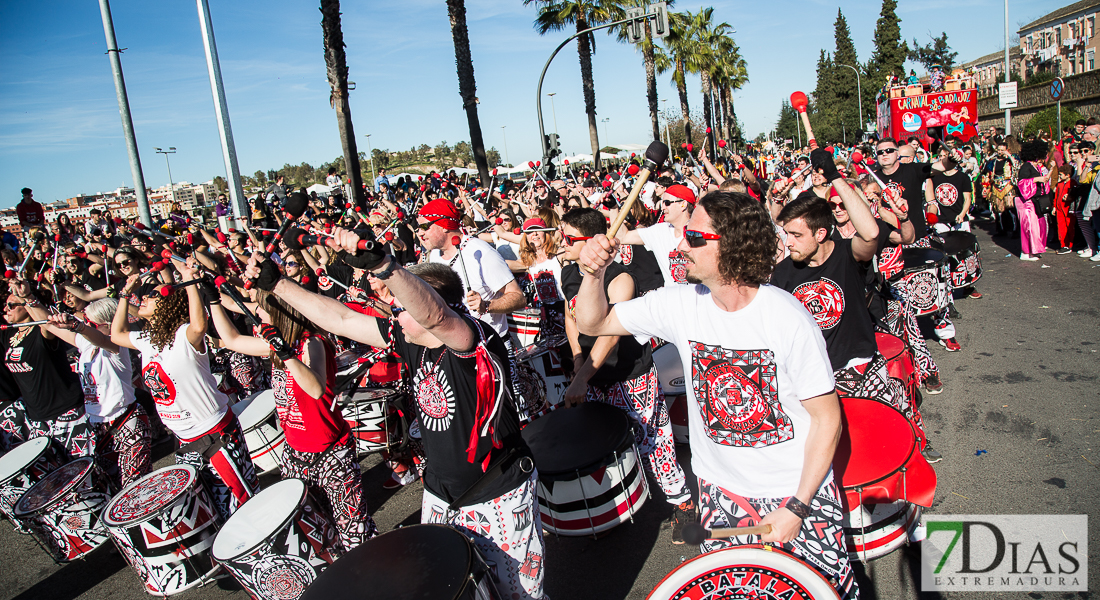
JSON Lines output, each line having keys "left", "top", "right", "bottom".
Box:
{"left": 116, "top": 260, "right": 132, "bottom": 267}
{"left": 684, "top": 229, "right": 721, "bottom": 248}
{"left": 876, "top": 148, "right": 898, "bottom": 156}
{"left": 417, "top": 218, "right": 446, "bottom": 232}
{"left": 662, "top": 199, "right": 685, "bottom": 207}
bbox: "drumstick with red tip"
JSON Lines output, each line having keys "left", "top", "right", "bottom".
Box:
{"left": 0, "top": 320, "right": 51, "bottom": 330}
{"left": 213, "top": 276, "right": 263, "bottom": 329}
{"left": 450, "top": 235, "right": 475, "bottom": 303}
{"left": 682, "top": 523, "right": 773, "bottom": 545}
{"left": 789, "top": 91, "right": 818, "bottom": 150}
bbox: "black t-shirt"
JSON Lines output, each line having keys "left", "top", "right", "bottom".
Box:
{"left": 379, "top": 314, "right": 529, "bottom": 505}
{"left": 771, "top": 238, "right": 877, "bottom": 371}
{"left": 3, "top": 327, "right": 84, "bottom": 421}
{"left": 560, "top": 262, "right": 652, "bottom": 387}
{"left": 875, "top": 162, "right": 932, "bottom": 239}
{"left": 931, "top": 169, "right": 972, "bottom": 224}
{"left": 617, "top": 243, "right": 664, "bottom": 296}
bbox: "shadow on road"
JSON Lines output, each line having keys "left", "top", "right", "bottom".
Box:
{"left": 12, "top": 544, "right": 127, "bottom": 600}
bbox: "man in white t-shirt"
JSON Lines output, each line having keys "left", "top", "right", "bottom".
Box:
{"left": 616, "top": 184, "right": 695, "bottom": 286}
{"left": 418, "top": 199, "right": 525, "bottom": 344}
{"left": 574, "top": 191, "right": 856, "bottom": 599}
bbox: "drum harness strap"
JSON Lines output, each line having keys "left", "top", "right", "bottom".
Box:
{"left": 102, "top": 402, "right": 140, "bottom": 437}
{"left": 446, "top": 445, "right": 533, "bottom": 513}
{"left": 175, "top": 414, "right": 235, "bottom": 460}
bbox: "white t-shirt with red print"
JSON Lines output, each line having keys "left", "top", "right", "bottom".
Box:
{"left": 636, "top": 222, "right": 690, "bottom": 286}
{"left": 130, "top": 325, "right": 229, "bottom": 439}
{"left": 527, "top": 257, "right": 564, "bottom": 305}
{"left": 76, "top": 336, "right": 136, "bottom": 423}
{"left": 615, "top": 283, "right": 835, "bottom": 498}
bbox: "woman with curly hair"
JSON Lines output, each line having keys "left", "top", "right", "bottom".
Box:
{"left": 208, "top": 289, "right": 377, "bottom": 550}
{"left": 1015, "top": 139, "right": 1052, "bottom": 261}
{"left": 109, "top": 258, "right": 257, "bottom": 519}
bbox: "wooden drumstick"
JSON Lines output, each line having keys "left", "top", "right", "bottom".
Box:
{"left": 682, "top": 523, "right": 773, "bottom": 545}
{"left": 789, "top": 91, "right": 818, "bottom": 150}
{"left": 582, "top": 141, "right": 669, "bottom": 275}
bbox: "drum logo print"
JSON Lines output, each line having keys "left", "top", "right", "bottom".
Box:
{"left": 665, "top": 565, "right": 818, "bottom": 599}
{"left": 669, "top": 252, "right": 690, "bottom": 283}
{"left": 906, "top": 271, "right": 939, "bottom": 312}
{"left": 533, "top": 271, "right": 559, "bottom": 303}
{"left": 879, "top": 247, "right": 903, "bottom": 280}
{"left": 142, "top": 363, "right": 177, "bottom": 406}
{"left": 317, "top": 274, "right": 333, "bottom": 291}
{"left": 935, "top": 182, "right": 959, "bottom": 207}
{"left": 690, "top": 343, "right": 792, "bottom": 448}
{"left": 414, "top": 364, "right": 456, "bottom": 432}
{"left": 619, "top": 244, "right": 633, "bottom": 265}
{"left": 512, "top": 505, "right": 532, "bottom": 531}
{"left": 792, "top": 278, "right": 844, "bottom": 330}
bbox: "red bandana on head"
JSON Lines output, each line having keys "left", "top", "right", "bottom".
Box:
{"left": 418, "top": 199, "right": 461, "bottom": 231}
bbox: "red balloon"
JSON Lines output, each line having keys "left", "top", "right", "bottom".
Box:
{"left": 718, "top": 140, "right": 727, "bottom": 148}
{"left": 790, "top": 91, "right": 809, "bottom": 112}
{"left": 627, "top": 164, "right": 640, "bottom": 176}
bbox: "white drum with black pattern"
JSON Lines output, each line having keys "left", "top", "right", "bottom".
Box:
{"left": 232, "top": 390, "right": 285, "bottom": 474}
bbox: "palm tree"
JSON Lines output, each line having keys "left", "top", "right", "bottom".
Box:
{"left": 447, "top": 0, "right": 490, "bottom": 187}
{"left": 656, "top": 11, "right": 697, "bottom": 147}
{"left": 709, "top": 37, "right": 748, "bottom": 146}
{"left": 320, "top": 0, "right": 364, "bottom": 204}
{"left": 686, "top": 8, "right": 733, "bottom": 157}
{"left": 525, "top": 0, "right": 627, "bottom": 168}
{"left": 612, "top": 0, "right": 673, "bottom": 141}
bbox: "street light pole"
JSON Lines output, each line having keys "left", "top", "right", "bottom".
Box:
{"left": 547, "top": 93, "right": 559, "bottom": 134}
{"left": 661, "top": 98, "right": 669, "bottom": 148}
{"left": 837, "top": 63, "right": 863, "bottom": 132}
{"left": 1004, "top": 0, "right": 1012, "bottom": 135}
{"left": 154, "top": 147, "right": 176, "bottom": 207}
{"left": 501, "top": 126, "right": 510, "bottom": 166}
{"left": 365, "top": 134, "right": 375, "bottom": 188}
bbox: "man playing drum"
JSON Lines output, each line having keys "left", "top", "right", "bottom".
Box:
{"left": 574, "top": 192, "right": 857, "bottom": 599}
{"left": 245, "top": 231, "right": 546, "bottom": 600}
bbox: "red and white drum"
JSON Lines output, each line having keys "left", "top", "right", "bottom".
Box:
{"left": 515, "top": 334, "right": 571, "bottom": 411}
{"left": 233, "top": 390, "right": 286, "bottom": 474}
{"left": 299, "top": 524, "right": 499, "bottom": 600}
{"left": 647, "top": 544, "right": 841, "bottom": 599}
{"left": 103, "top": 464, "right": 223, "bottom": 595}
{"left": 338, "top": 387, "right": 405, "bottom": 455}
{"left": 875, "top": 332, "right": 919, "bottom": 414}
{"left": 13, "top": 456, "right": 112, "bottom": 562}
{"left": 212, "top": 478, "right": 342, "bottom": 600}
{"left": 890, "top": 249, "right": 949, "bottom": 316}
{"left": 653, "top": 343, "right": 689, "bottom": 444}
{"left": 0, "top": 437, "right": 64, "bottom": 531}
{"left": 521, "top": 401, "right": 648, "bottom": 537}
{"left": 933, "top": 231, "right": 982, "bottom": 289}
{"left": 507, "top": 308, "right": 541, "bottom": 348}
{"left": 845, "top": 500, "right": 923, "bottom": 562}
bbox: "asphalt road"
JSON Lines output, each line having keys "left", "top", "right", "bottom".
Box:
{"left": 1, "top": 221, "right": 1097, "bottom": 600}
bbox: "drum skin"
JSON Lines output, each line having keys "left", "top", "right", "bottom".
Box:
{"left": 832, "top": 397, "right": 936, "bottom": 509}
{"left": 893, "top": 249, "right": 949, "bottom": 316}
{"left": 13, "top": 457, "right": 112, "bottom": 562}
{"left": 212, "top": 479, "right": 341, "bottom": 600}
{"left": 103, "top": 465, "right": 223, "bottom": 596}
{"left": 522, "top": 402, "right": 649, "bottom": 536}
{"left": 647, "top": 544, "right": 841, "bottom": 600}
{"left": 300, "top": 524, "right": 498, "bottom": 600}
{"left": 0, "top": 437, "right": 64, "bottom": 531}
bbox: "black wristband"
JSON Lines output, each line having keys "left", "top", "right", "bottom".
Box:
{"left": 784, "top": 496, "right": 812, "bottom": 520}
{"left": 372, "top": 257, "right": 398, "bottom": 280}
{"left": 898, "top": 216, "right": 910, "bottom": 223}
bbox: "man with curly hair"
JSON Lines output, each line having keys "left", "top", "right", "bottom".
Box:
{"left": 574, "top": 191, "right": 857, "bottom": 599}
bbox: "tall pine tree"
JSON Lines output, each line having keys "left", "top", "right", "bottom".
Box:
{"left": 832, "top": 9, "right": 862, "bottom": 137}
{"left": 812, "top": 49, "right": 837, "bottom": 143}
{"left": 865, "top": 0, "right": 907, "bottom": 132}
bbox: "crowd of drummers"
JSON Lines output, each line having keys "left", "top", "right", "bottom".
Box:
{"left": 0, "top": 129, "right": 1055, "bottom": 599}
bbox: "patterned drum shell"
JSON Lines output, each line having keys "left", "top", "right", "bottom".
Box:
{"left": 893, "top": 249, "right": 949, "bottom": 316}
{"left": 646, "top": 544, "right": 841, "bottom": 600}
{"left": 844, "top": 500, "right": 922, "bottom": 562}
{"left": 102, "top": 464, "right": 223, "bottom": 596}
{"left": 932, "top": 231, "right": 982, "bottom": 290}
{"left": 338, "top": 388, "right": 402, "bottom": 455}
{"left": 515, "top": 335, "right": 570, "bottom": 410}
{"left": 233, "top": 390, "right": 286, "bottom": 474}
{"left": 0, "top": 437, "right": 64, "bottom": 531}
{"left": 212, "top": 478, "right": 342, "bottom": 600}
{"left": 507, "top": 309, "right": 542, "bottom": 349}
{"left": 13, "top": 456, "right": 112, "bottom": 562}
{"left": 522, "top": 402, "right": 649, "bottom": 536}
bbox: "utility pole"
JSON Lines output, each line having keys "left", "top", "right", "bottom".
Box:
{"left": 1004, "top": 0, "right": 1012, "bottom": 135}
{"left": 365, "top": 134, "right": 375, "bottom": 188}
{"left": 154, "top": 147, "right": 176, "bottom": 207}
{"left": 196, "top": 0, "right": 246, "bottom": 227}
{"left": 501, "top": 126, "right": 510, "bottom": 166}
{"left": 661, "top": 98, "right": 669, "bottom": 148}
{"left": 837, "top": 63, "right": 863, "bottom": 133}
{"left": 97, "top": 0, "right": 152, "bottom": 227}
{"left": 547, "top": 92, "right": 559, "bottom": 134}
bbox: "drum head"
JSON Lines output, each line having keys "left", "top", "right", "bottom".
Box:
{"left": 340, "top": 388, "right": 396, "bottom": 406}
{"left": 874, "top": 332, "right": 905, "bottom": 362}
{"left": 0, "top": 436, "right": 51, "bottom": 483}
{"left": 833, "top": 397, "right": 916, "bottom": 490}
{"left": 653, "top": 344, "right": 685, "bottom": 395}
{"left": 213, "top": 478, "right": 307, "bottom": 561}
{"left": 522, "top": 402, "right": 630, "bottom": 477}
{"left": 300, "top": 525, "right": 475, "bottom": 600}
{"left": 901, "top": 248, "right": 945, "bottom": 271}
{"left": 647, "top": 545, "right": 840, "bottom": 600}
{"left": 933, "top": 231, "right": 978, "bottom": 254}
{"left": 238, "top": 390, "right": 277, "bottom": 430}
{"left": 13, "top": 457, "right": 94, "bottom": 517}
{"left": 104, "top": 465, "right": 199, "bottom": 526}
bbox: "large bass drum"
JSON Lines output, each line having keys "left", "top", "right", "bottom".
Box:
{"left": 647, "top": 544, "right": 841, "bottom": 599}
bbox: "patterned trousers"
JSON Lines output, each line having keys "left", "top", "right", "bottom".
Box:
{"left": 422, "top": 471, "right": 546, "bottom": 600}
{"left": 93, "top": 404, "right": 153, "bottom": 491}
{"left": 880, "top": 298, "right": 939, "bottom": 383}
{"left": 698, "top": 477, "right": 859, "bottom": 600}
{"left": 177, "top": 414, "right": 259, "bottom": 521}
{"left": 586, "top": 365, "right": 690, "bottom": 505}
{"left": 281, "top": 434, "right": 378, "bottom": 551}
{"left": 0, "top": 399, "right": 27, "bottom": 452}
{"left": 834, "top": 354, "right": 924, "bottom": 433}
{"left": 26, "top": 404, "right": 95, "bottom": 461}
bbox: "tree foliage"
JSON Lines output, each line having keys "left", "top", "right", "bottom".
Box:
{"left": 908, "top": 32, "right": 957, "bottom": 72}
{"left": 774, "top": 100, "right": 800, "bottom": 144}
{"left": 864, "top": 0, "right": 907, "bottom": 122}
{"left": 1023, "top": 105, "right": 1086, "bottom": 139}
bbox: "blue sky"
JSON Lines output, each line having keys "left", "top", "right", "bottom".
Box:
{"left": 0, "top": 0, "right": 1070, "bottom": 207}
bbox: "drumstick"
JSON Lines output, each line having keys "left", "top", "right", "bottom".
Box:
{"left": 0, "top": 320, "right": 51, "bottom": 330}
{"left": 681, "top": 523, "right": 773, "bottom": 545}
{"left": 608, "top": 141, "right": 670, "bottom": 239}
{"left": 789, "top": 91, "right": 818, "bottom": 150}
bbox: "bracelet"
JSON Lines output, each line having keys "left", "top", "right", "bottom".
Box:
{"left": 372, "top": 257, "right": 398, "bottom": 280}
{"left": 898, "top": 216, "right": 910, "bottom": 223}
{"left": 784, "top": 496, "right": 812, "bottom": 520}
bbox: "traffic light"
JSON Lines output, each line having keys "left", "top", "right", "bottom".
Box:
{"left": 626, "top": 7, "right": 646, "bottom": 43}
{"left": 649, "top": 2, "right": 669, "bottom": 39}
{"left": 548, "top": 133, "right": 560, "bottom": 158}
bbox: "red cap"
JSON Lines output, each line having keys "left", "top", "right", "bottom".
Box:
{"left": 522, "top": 218, "right": 553, "bottom": 232}
{"left": 664, "top": 184, "right": 697, "bottom": 204}
{"left": 418, "top": 199, "right": 461, "bottom": 230}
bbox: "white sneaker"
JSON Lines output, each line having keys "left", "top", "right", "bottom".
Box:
{"left": 1020, "top": 254, "right": 1039, "bottom": 261}
{"left": 1079, "top": 249, "right": 1093, "bottom": 257}
{"left": 1091, "top": 253, "right": 1100, "bottom": 262}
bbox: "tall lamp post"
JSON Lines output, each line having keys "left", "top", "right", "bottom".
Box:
{"left": 837, "top": 63, "right": 863, "bottom": 135}
{"left": 547, "top": 93, "right": 559, "bottom": 134}
{"left": 501, "top": 126, "right": 510, "bottom": 166}
{"left": 661, "top": 98, "right": 670, "bottom": 148}
{"left": 364, "top": 134, "right": 375, "bottom": 189}
{"left": 154, "top": 147, "right": 176, "bottom": 207}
